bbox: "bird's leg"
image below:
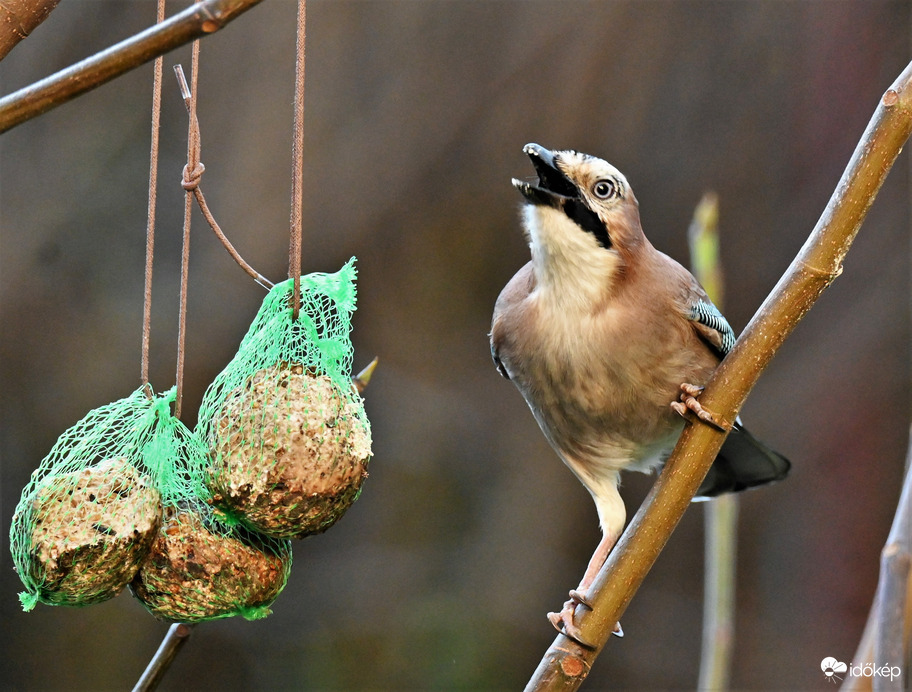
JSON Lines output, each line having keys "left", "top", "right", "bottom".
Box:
{"left": 547, "top": 531, "right": 623, "bottom": 647}
{"left": 670, "top": 383, "right": 731, "bottom": 432}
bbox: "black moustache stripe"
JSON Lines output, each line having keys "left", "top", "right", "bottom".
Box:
{"left": 564, "top": 199, "right": 611, "bottom": 249}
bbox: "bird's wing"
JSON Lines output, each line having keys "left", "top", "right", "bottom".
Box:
{"left": 490, "top": 262, "right": 536, "bottom": 380}
{"left": 688, "top": 296, "right": 736, "bottom": 358}
{"left": 491, "top": 338, "right": 511, "bottom": 379}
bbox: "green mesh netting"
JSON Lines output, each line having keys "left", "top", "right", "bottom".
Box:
{"left": 10, "top": 386, "right": 177, "bottom": 611}
{"left": 128, "top": 394, "right": 292, "bottom": 623}
{"left": 10, "top": 386, "right": 292, "bottom": 622}
{"left": 196, "top": 258, "right": 372, "bottom": 539}
{"left": 129, "top": 499, "right": 292, "bottom": 623}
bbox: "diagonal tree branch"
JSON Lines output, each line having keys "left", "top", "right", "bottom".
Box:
{"left": 526, "top": 57, "right": 912, "bottom": 690}
{"left": 132, "top": 623, "right": 195, "bottom": 692}
{"left": 0, "top": 0, "right": 264, "bottom": 134}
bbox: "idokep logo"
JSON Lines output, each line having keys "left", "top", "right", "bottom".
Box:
{"left": 821, "top": 658, "right": 847, "bottom": 683}
{"left": 821, "top": 657, "right": 901, "bottom": 684}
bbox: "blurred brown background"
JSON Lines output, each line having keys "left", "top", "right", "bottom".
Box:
{"left": 1, "top": 1, "right": 909, "bottom": 689}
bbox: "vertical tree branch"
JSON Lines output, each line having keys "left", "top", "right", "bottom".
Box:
{"left": 843, "top": 427, "right": 912, "bottom": 691}
{"left": 699, "top": 495, "right": 738, "bottom": 689}
{"left": 526, "top": 58, "right": 912, "bottom": 691}
{"left": 688, "top": 192, "right": 738, "bottom": 691}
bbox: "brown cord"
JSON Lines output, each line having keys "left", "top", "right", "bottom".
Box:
{"left": 173, "top": 40, "right": 201, "bottom": 421}
{"left": 181, "top": 161, "right": 205, "bottom": 190}
{"left": 192, "top": 182, "right": 273, "bottom": 289}
{"left": 172, "top": 0, "right": 308, "bottom": 414}
{"left": 288, "top": 0, "right": 306, "bottom": 319}
{"left": 174, "top": 66, "right": 274, "bottom": 291}
{"left": 141, "top": 0, "right": 166, "bottom": 400}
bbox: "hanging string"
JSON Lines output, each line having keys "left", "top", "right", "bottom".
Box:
{"left": 173, "top": 38, "right": 202, "bottom": 421}
{"left": 141, "top": 0, "right": 167, "bottom": 399}
{"left": 288, "top": 0, "right": 306, "bottom": 319}
{"left": 173, "top": 69, "right": 273, "bottom": 291}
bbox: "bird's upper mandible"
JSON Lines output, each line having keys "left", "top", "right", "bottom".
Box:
{"left": 511, "top": 143, "right": 647, "bottom": 258}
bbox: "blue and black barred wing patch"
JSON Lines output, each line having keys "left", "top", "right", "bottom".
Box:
{"left": 690, "top": 300, "right": 736, "bottom": 357}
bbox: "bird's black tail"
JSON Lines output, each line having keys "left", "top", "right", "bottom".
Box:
{"left": 695, "top": 423, "right": 790, "bottom": 499}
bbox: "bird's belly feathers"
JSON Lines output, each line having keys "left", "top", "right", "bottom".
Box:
{"left": 521, "top": 358, "right": 684, "bottom": 478}
{"left": 503, "top": 298, "right": 715, "bottom": 483}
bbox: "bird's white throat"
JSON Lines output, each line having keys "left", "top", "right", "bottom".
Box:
{"left": 524, "top": 204, "right": 621, "bottom": 311}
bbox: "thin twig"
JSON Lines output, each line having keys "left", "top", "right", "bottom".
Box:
{"left": 688, "top": 192, "right": 738, "bottom": 691}
{"left": 698, "top": 495, "right": 738, "bottom": 689}
{"left": 132, "top": 623, "right": 195, "bottom": 692}
{"left": 525, "top": 58, "right": 912, "bottom": 691}
{"left": 352, "top": 357, "right": 379, "bottom": 394}
{"left": 0, "top": 0, "right": 264, "bottom": 134}
{"left": 843, "top": 426, "right": 912, "bottom": 691}
{"left": 140, "top": 0, "right": 166, "bottom": 395}
{"left": 288, "top": 0, "right": 306, "bottom": 319}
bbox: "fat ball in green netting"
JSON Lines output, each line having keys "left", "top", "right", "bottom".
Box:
{"left": 129, "top": 502, "right": 292, "bottom": 622}
{"left": 197, "top": 258, "right": 372, "bottom": 539}
{"left": 126, "top": 395, "right": 291, "bottom": 622}
{"left": 9, "top": 386, "right": 168, "bottom": 611}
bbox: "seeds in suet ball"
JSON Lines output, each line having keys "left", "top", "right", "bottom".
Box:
{"left": 207, "top": 362, "right": 372, "bottom": 538}
{"left": 23, "top": 457, "right": 161, "bottom": 606}
{"left": 130, "top": 505, "right": 291, "bottom": 622}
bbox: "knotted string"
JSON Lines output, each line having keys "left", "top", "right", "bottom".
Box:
{"left": 173, "top": 37, "right": 201, "bottom": 420}
{"left": 181, "top": 161, "right": 205, "bottom": 191}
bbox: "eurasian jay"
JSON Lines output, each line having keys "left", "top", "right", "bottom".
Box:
{"left": 490, "top": 144, "right": 789, "bottom": 644}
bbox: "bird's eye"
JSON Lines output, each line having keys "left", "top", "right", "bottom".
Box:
{"left": 593, "top": 179, "right": 618, "bottom": 199}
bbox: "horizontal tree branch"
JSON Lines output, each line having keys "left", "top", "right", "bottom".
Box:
{"left": 0, "top": 0, "right": 264, "bottom": 134}
{"left": 526, "top": 57, "right": 912, "bottom": 690}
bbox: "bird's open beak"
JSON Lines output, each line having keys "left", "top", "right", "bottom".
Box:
{"left": 512, "top": 143, "right": 579, "bottom": 207}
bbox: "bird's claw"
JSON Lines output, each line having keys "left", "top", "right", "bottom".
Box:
{"left": 547, "top": 598, "right": 592, "bottom": 648}
{"left": 671, "top": 383, "right": 731, "bottom": 432}
{"left": 546, "top": 589, "right": 622, "bottom": 648}
{"left": 568, "top": 588, "right": 592, "bottom": 609}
